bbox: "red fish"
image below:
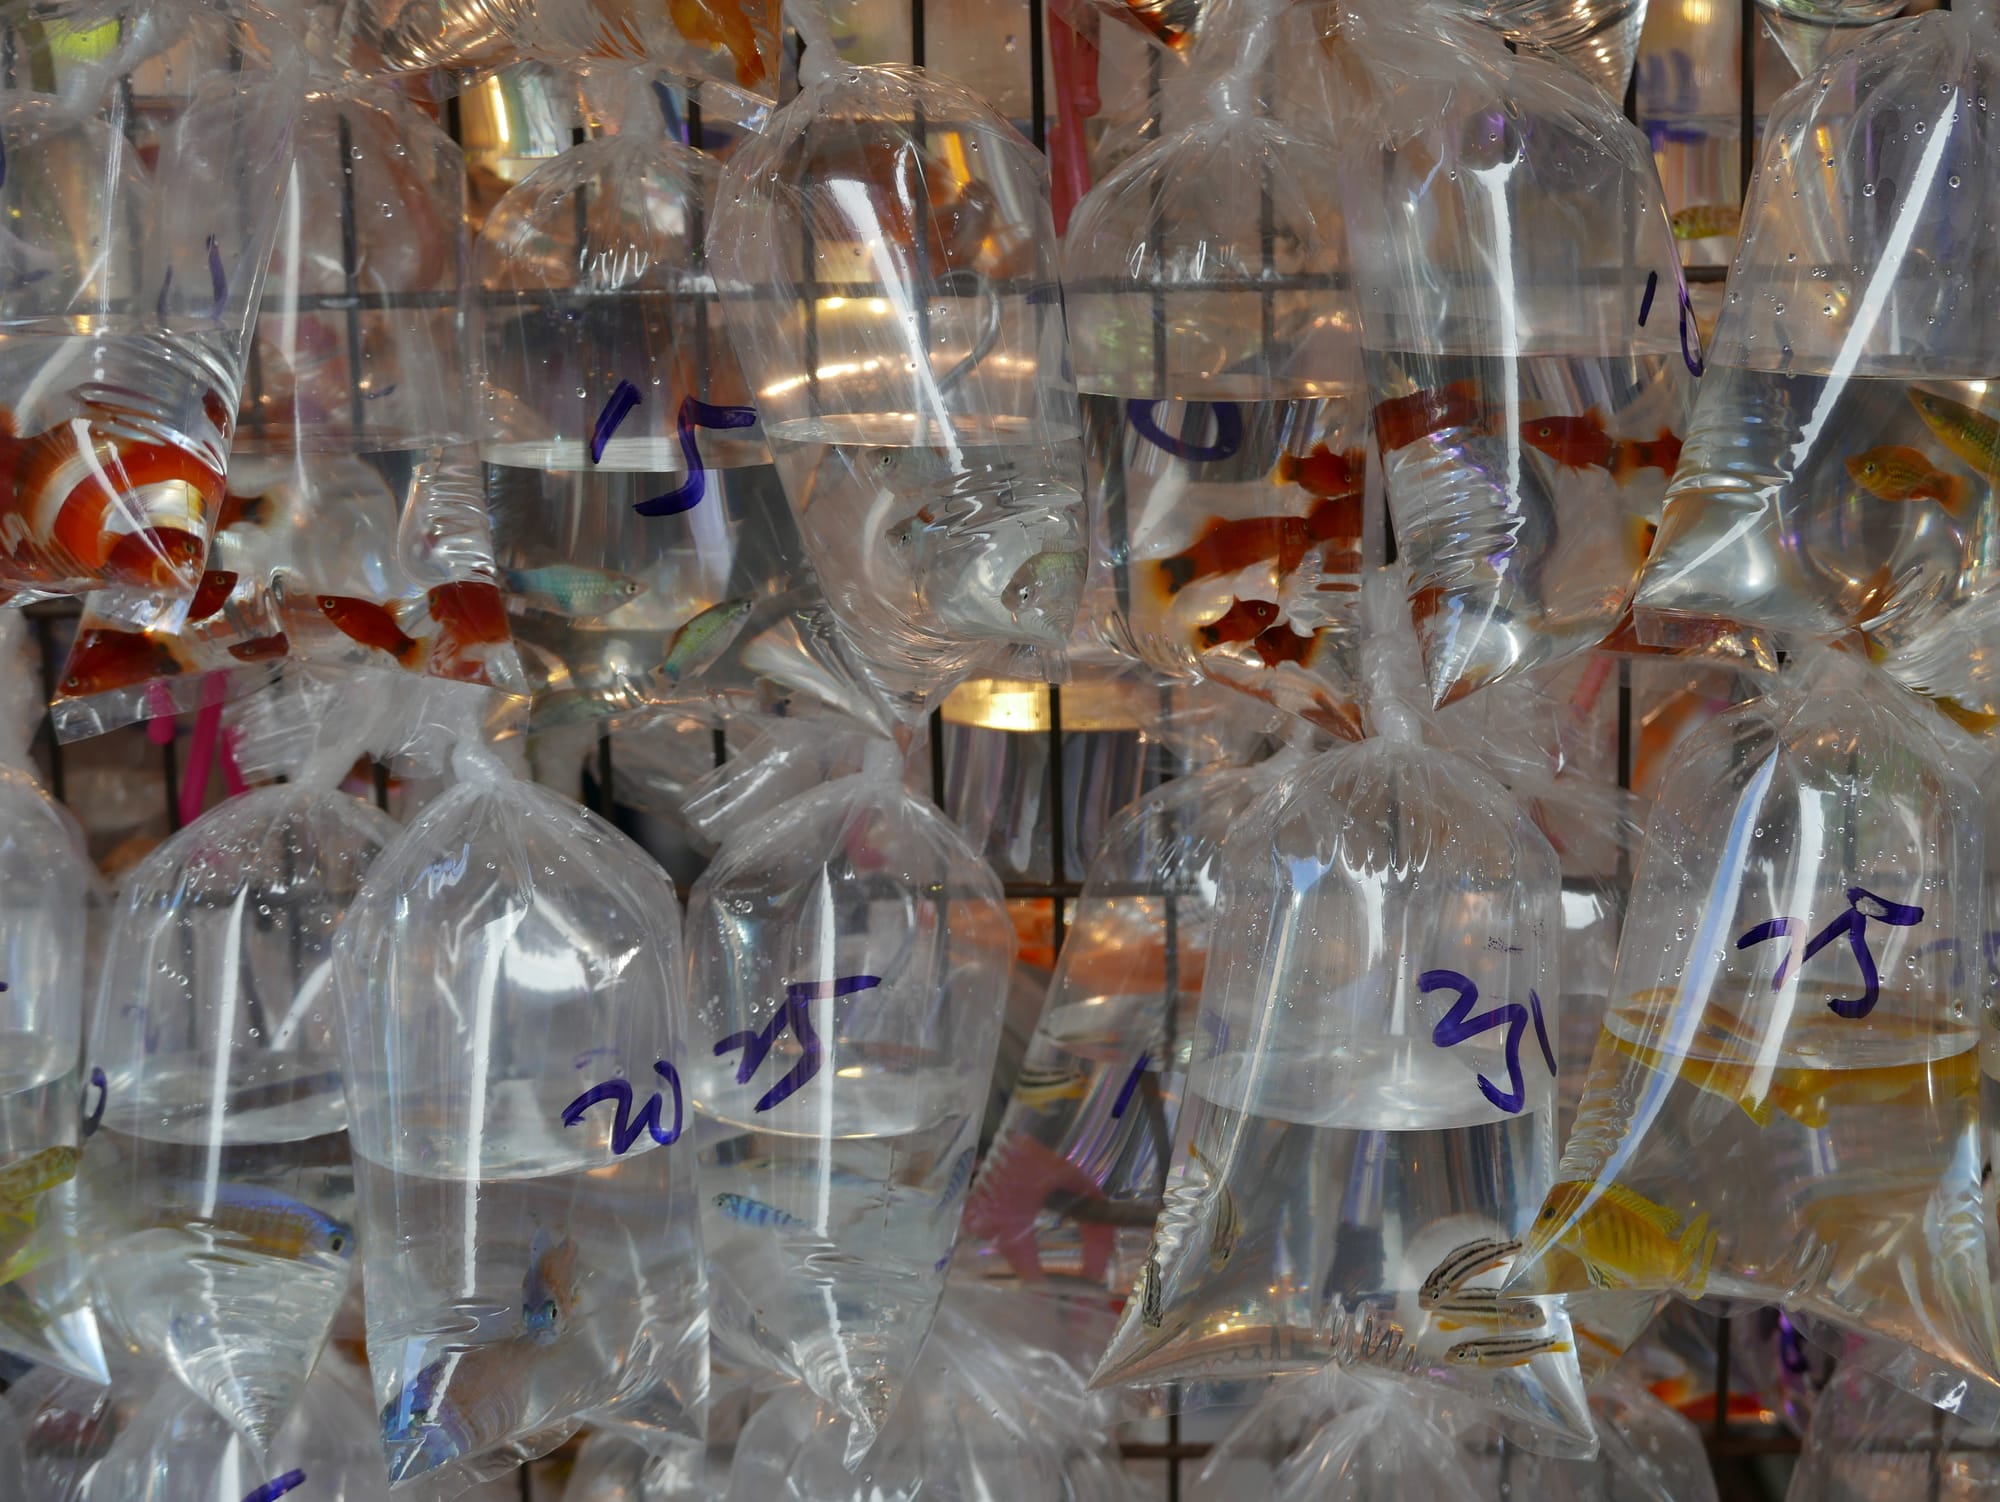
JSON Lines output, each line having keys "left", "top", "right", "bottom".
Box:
{"left": 228, "top": 632, "right": 290, "bottom": 663}
{"left": 1303, "top": 494, "right": 1364, "bottom": 545}
{"left": 428, "top": 580, "right": 510, "bottom": 649}
{"left": 186, "top": 569, "right": 237, "bottom": 622}
{"left": 102, "top": 527, "right": 205, "bottom": 590}
{"left": 59, "top": 627, "right": 184, "bottom": 698}
{"left": 1373, "top": 380, "right": 1490, "bottom": 453}
{"left": 318, "top": 596, "right": 426, "bottom": 670}
{"left": 1253, "top": 624, "right": 1316, "bottom": 666}
{"left": 1155, "top": 515, "right": 1310, "bottom": 595}
{"left": 6, "top": 422, "right": 222, "bottom": 580}
{"left": 1198, "top": 598, "right": 1281, "bottom": 647}
{"left": 1276, "top": 444, "right": 1365, "bottom": 499}
{"left": 201, "top": 389, "right": 230, "bottom": 433}
{"left": 1521, "top": 411, "right": 1683, "bottom": 485}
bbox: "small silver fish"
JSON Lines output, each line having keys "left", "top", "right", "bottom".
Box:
{"left": 505, "top": 564, "right": 645, "bottom": 619}
{"left": 1424, "top": 1289, "right": 1546, "bottom": 1333}
{"left": 1418, "top": 1236, "right": 1521, "bottom": 1309}
{"left": 659, "top": 597, "right": 753, "bottom": 683}
{"left": 1443, "top": 1333, "right": 1571, "bottom": 1368}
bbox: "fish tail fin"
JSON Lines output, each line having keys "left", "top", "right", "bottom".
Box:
{"left": 1939, "top": 474, "right": 1979, "bottom": 525}
{"left": 1155, "top": 555, "right": 1194, "bottom": 596}
{"left": 398, "top": 637, "right": 431, "bottom": 673}
{"left": 1675, "top": 1214, "right": 1718, "bottom": 1295}
{"left": 1273, "top": 453, "right": 1299, "bottom": 486}
{"left": 1737, "top": 1094, "right": 1774, "bottom": 1129}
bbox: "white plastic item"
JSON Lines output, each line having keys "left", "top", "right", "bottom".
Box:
{"left": 333, "top": 710, "right": 707, "bottom": 1490}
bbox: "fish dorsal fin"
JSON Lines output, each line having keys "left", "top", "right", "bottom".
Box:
{"left": 1594, "top": 1182, "right": 1684, "bottom": 1237}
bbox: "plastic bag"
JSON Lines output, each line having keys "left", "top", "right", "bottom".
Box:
{"left": 471, "top": 71, "right": 804, "bottom": 732}
{"left": 76, "top": 673, "right": 403, "bottom": 1453}
{"left": 1457, "top": 1371, "right": 1721, "bottom": 1501}
{"left": 0, "top": 613, "right": 107, "bottom": 1385}
{"left": 1063, "top": 0, "right": 1372, "bottom": 737}
{"left": 1091, "top": 572, "right": 1593, "bottom": 1454}
{"left": 1465, "top": 0, "right": 1650, "bottom": 98}
{"left": 1786, "top": 1362, "right": 2000, "bottom": 1500}
{"left": 332, "top": 692, "right": 707, "bottom": 1491}
{"left": 1510, "top": 647, "right": 2000, "bottom": 1421}
{"left": 683, "top": 731, "right": 1012, "bottom": 1460}
{"left": 0, "top": 2, "right": 303, "bottom": 625}
{"left": 707, "top": 15, "right": 1089, "bottom": 717}
{"left": 1754, "top": 0, "right": 1907, "bottom": 78}
{"left": 961, "top": 751, "right": 1294, "bottom": 1305}
{"left": 5, "top": 1361, "right": 144, "bottom": 1502}
{"left": 562, "top": 1429, "right": 709, "bottom": 1501}
{"left": 1336, "top": 0, "right": 1696, "bottom": 708}
{"left": 1635, "top": 15, "right": 2000, "bottom": 654}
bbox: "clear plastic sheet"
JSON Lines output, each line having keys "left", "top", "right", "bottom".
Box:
{"left": 333, "top": 709, "right": 707, "bottom": 1492}
{"left": 1635, "top": 15, "right": 2000, "bottom": 656}
{"left": 1336, "top": 0, "right": 1696, "bottom": 707}
{"left": 1063, "top": 0, "right": 1372, "bottom": 737}
{"left": 0, "top": 1, "right": 304, "bottom": 625}
{"left": 1090, "top": 572, "right": 1593, "bottom": 1455}
{"left": 1511, "top": 647, "right": 2000, "bottom": 1422}
{"left": 1784, "top": 1362, "right": 2000, "bottom": 1501}
{"left": 707, "top": 23, "right": 1089, "bottom": 718}
{"left": 0, "top": 613, "right": 105, "bottom": 1385}
{"left": 683, "top": 733, "right": 1011, "bottom": 1461}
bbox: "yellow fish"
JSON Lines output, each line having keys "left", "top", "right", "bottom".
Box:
{"left": 1909, "top": 389, "right": 2000, "bottom": 479}
{"left": 1444, "top": 1333, "right": 1573, "bottom": 1368}
{"left": 1528, "top": 1181, "right": 1718, "bottom": 1296}
{"left": 1012, "top": 1059, "right": 1090, "bottom": 1111}
{"left": 1670, "top": 202, "right": 1741, "bottom": 241}
{"left": 1844, "top": 444, "right": 1975, "bottom": 522}
{"left": 1602, "top": 1028, "right": 1824, "bottom": 1130}
{"left": 0, "top": 1145, "right": 77, "bottom": 1284}
{"left": 1771, "top": 1047, "right": 1978, "bottom": 1127}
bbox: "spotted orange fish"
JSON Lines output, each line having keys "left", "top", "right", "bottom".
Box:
{"left": 1521, "top": 411, "right": 1682, "bottom": 485}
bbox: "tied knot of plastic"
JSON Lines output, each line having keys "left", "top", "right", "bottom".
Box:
{"left": 786, "top": 0, "right": 846, "bottom": 87}
{"left": 1359, "top": 569, "right": 1431, "bottom": 746}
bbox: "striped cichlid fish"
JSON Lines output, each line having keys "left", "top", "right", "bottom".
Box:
{"left": 712, "top": 1192, "right": 807, "bottom": 1229}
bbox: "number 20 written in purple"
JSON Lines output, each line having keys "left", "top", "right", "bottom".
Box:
{"left": 1422, "top": 969, "right": 1557, "bottom": 1115}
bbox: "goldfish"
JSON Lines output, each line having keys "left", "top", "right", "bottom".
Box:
{"left": 1670, "top": 202, "right": 1742, "bottom": 241}
{"left": 1252, "top": 624, "right": 1315, "bottom": 667}
{"left": 1844, "top": 444, "right": 1975, "bottom": 521}
{"left": 1155, "top": 515, "right": 1311, "bottom": 596}
{"left": 712, "top": 1192, "right": 805, "bottom": 1229}
{"left": 428, "top": 579, "right": 511, "bottom": 651}
{"left": 186, "top": 568, "right": 237, "bottom": 623}
{"left": 1011, "top": 1058, "right": 1091, "bottom": 1110}
{"left": 659, "top": 596, "right": 752, "bottom": 683}
{"left": 1909, "top": 388, "right": 2000, "bottom": 478}
{"left": 667, "top": 0, "right": 769, "bottom": 89}
{"left": 1521, "top": 411, "right": 1683, "bottom": 485}
{"left": 1372, "top": 380, "right": 1491, "bottom": 453}
{"left": 1198, "top": 597, "right": 1281, "bottom": 647}
{"left": 58, "top": 627, "right": 185, "bottom": 698}
{"left": 163, "top": 1182, "right": 354, "bottom": 1260}
{"left": 3, "top": 417, "right": 222, "bottom": 581}
{"left": 520, "top": 1226, "right": 578, "bottom": 1345}
{"left": 1275, "top": 443, "right": 1365, "bottom": 499}
{"left": 228, "top": 631, "right": 290, "bottom": 663}
{"left": 1444, "top": 1333, "right": 1572, "bottom": 1367}
{"left": 22, "top": 1385, "right": 120, "bottom": 1460}
{"left": 1527, "top": 1181, "right": 1717, "bottom": 1295}
{"left": 503, "top": 564, "right": 645, "bottom": 619}
{"left": 318, "top": 595, "right": 426, "bottom": 670}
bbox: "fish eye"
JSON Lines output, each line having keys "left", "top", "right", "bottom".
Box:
{"left": 1536, "top": 424, "right": 1553, "bottom": 438}
{"left": 329, "top": 1233, "right": 346, "bottom": 1253}
{"left": 1538, "top": 1204, "right": 1559, "bottom": 1221}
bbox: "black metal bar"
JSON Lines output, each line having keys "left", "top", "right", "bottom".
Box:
{"left": 1739, "top": 0, "right": 1757, "bottom": 197}
{"left": 1712, "top": 1312, "right": 1733, "bottom": 1441}
{"left": 31, "top": 613, "right": 63, "bottom": 805}
{"left": 1045, "top": 683, "right": 1067, "bottom": 949}
{"left": 1027, "top": 0, "right": 1046, "bottom": 151}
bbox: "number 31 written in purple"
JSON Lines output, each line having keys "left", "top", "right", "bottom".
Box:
{"left": 1422, "top": 969, "right": 1557, "bottom": 1115}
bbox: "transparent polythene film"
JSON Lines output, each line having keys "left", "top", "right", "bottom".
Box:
{"left": 77, "top": 778, "right": 397, "bottom": 1454}
{"left": 1336, "top": 0, "right": 1696, "bottom": 709}
{"left": 1088, "top": 627, "right": 1594, "bottom": 1452}
{"left": 1784, "top": 1361, "right": 2000, "bottom": 1502}
{"left": 0, "top": 696, "right": 103, "bottom": 1386}
{"left": 706, "top": 51, "right": 1088, "bottom": 717}
{"left": 332, "top": 755, "right": 707, "bottom": 1492}
{"left": 1065, "top": 0, "right": 1373, "bottom": 739}
{"left": 961, "top": 755, "right": 1289, "bottom": 1309}
{"left": 1455, "top": 1371, "right": 1721, "bottom": 1502}
{"left": 1510, "top": 647, "right": 2000, "bottom": 1422}
{"left": 683, "top": 743, "right": 1012, "bottom": 1463}
{"left": 1637, "top": 13, "right": 2000, "bottom": 650}
{"left": 472, "top": 76, "right": 808, "bottom": 735}
{"left": 0, "top": 3, "right": 303, "bottom": 627}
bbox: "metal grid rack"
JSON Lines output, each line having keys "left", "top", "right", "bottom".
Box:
{"left": 2, "top": 0, "right": 1852, "bottom": 1494}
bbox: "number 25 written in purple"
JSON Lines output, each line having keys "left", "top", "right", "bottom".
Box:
{"left": 714, "top": 975, "right": 882, "bottom": 1113}
{"left": 589, "top": 380, "right": 758, "bottom": 517}
{"left": 1422, "top": 969, "right": 1557, "bottom": 1115}
{"left": 1735, "top": 886, "right": 1924, "bottom": 1020}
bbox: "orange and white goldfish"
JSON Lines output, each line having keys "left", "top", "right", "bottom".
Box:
{"left": 318, "top": 595, "right": 426, "bottom": 670}
{"left": 666, "top": 0, "right": 770, "bottom": 89}
{"left": 428, "top": 580, "right": 511, "bottom": 652}
{"left": 1521, "top": 411, "right": 1683, "bottom": 485}
{"left": 1197, "top": 598, "right": 1281, "bottom": 648}
{"left": 1909, "top": 388, "right": 2000, "bottom": 479}
{"left": 1845, "top": 444, "right": 1976, "bottom": 522}
{"left": 1155, "top": 515, "right": 1308, "bottom": 596}
{"left": 1275, "top": 443, "right": 1365, "bottom": 499}
{"left": 1373, "top": 380, "right": 1492, "bottom": 453}
{"left": 1527, "top": 1181, "right": 1718, "bottom": 1295}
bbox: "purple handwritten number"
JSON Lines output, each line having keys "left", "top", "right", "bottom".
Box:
{"left": 1735, "top": 886, "right": 1925, "bottom": 1019}
{"left": 1528, "top": 988, "right": 1557, "bottom": 1075}
{"left": 1422, "top": 969, "right": 1540, "bottom": 1115}
{"left": 714, "top": 975, "right": 882, "bottom": 1113}
{"left": 241, "top": 1472, "right": 307, "bottom": 1502}
{"left": 1125, "top": 400, "right": 1244, "bottom": 464}
{"left": 205, "top": 235, "right": 227, "bottom": 318}
{"left": 1678, "top": 281, "right": 1706, "bottom": 377}
{"left": 81, "top": 1068, "right": 106, "bottom": 1138}
{"left": 1637, "top": 270, "right": 1659, "bottom": 328}
{"left": 1109, "top": 1055, "right": 1149, "bottom": 1119}
{"left": 590, "top": 379, "right": 642, "bottom": 464}
{"left": 561, "top": 1060, "right": 684, "bottom": 1153}
{"left": 1775, "top": 1312, "right": 1810, "bottom": 1377}
{"left": 635, "top": 397, "right": 759, "bottom": 517}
